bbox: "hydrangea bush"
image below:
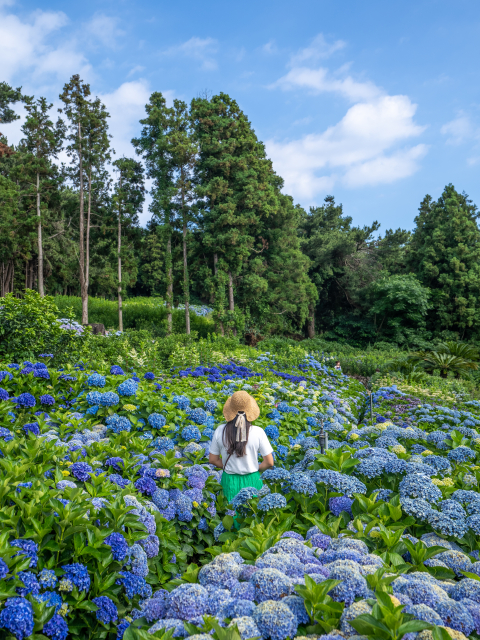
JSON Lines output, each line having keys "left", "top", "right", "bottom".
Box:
{"left": 2, "top": 344, "right": 480, "bottom": 640}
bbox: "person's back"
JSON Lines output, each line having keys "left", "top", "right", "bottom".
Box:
{"left": 210, "top": 422, "right": 272, "bottom": 475}
{"left": 208, "top": 390, "right": 274, "bottom": 505}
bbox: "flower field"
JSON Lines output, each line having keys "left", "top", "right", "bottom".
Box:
{"left": 2, "top": 346, "right": 480, "bottom": 640}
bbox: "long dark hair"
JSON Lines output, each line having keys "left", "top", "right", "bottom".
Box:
{"left": 222, "top": 412, "right": 251, "bottom": 458}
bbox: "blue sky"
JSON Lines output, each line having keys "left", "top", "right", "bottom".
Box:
{"left": 1, "top": 0, "right": 479, "bottom": 230}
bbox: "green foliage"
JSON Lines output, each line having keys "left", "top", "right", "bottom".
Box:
{"left": 407, "top": 184, "right": 480, "bottom": 337}
{"left": 0, "top": 290, "right": 88, "bottom": 362}
{"left": 350, "top": 590, "right": 433, "bottom": 640}
{"left": 53, "top": 296, "right": 215, "bottom": 336}
{"left": 295, "top": 575, "right": 345, "bottom": 633}
{"left": 367, "top": 274, "right": 431, "bottom": 346}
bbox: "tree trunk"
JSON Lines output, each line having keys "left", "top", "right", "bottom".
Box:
{"left": 118, "top": 178, "right": 123, "bottom": 332}
{"left": 228, "top": 271, "right": 236, "bottom": 337}
{"left": 36, "top": 171, "right": 44, "bottom": 296}
{"left": 78, "top": 123, "right": 88, "bottom": 324}
{"left": 181, "top": 179, "right": 190, "bottom": 335}
{"left": 213, "top": 253, "right": 224, "bottom": 336}
{"left": 307, "top": 304, "right": 315, "bottom": 339}
{"left": 166, "top": 230, "right": 173, "bottom": 335}
{"left": 86, "top": 167, "right": 91, "bottom": 304}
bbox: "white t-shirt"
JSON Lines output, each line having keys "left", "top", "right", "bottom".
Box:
{"left": 209, "top": 424, "right": 273, "bottom": 475}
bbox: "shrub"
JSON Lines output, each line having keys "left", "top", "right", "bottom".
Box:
{"left": 0, "top": 291, "right": 88, "bottom": 363}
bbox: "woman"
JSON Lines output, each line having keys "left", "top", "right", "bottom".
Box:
{"left": 208, "top": 390, "right": 274, "bottom": 503}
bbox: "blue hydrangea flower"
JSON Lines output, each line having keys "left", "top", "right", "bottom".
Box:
{"left": 329, "top": 496, "right": 354, "bottom": 517}
{"left": 142, "top": 592, "right": 168, "bottom": 622}
{"left": 86, "top": 391, "right": 102, "bottom": 405}
{"left": 167, "top": 584, "right": 209, "bottom": 621}
{"left": 70, "top": 462, "right": 92, "bottom": 482}
{"left": 283, "top": 595, "right": 310, "bottom": 624}
{"left": 118, "top": 379, "right": 138, "bottom": 397}
{"left": 116, "top": 571, "right": 152, "bottom": 599}
{"left": 11, "top": 539, "right": 38, "bottom": 568}
{"left": 87, "top": 373, "right": 106, "bottom": 387}
{"left": 93, "top": 596, "right": 118, "bottom": 624}
{"left": 262, "top": 468, "right": 291, "bottom": 482}
{"left": 99, "top": 392, "right": 120, "bottom": 407}
{"left": 399, "top": 474, "right": 442, "bottom": 504}
{"left": 148, "top": 413, "right": 167, "bottom": 429}
{"left": 16, "top": 571, "right": 40, "bottom": 597}
{"left": 135, "top": 476, "right": 157, "bottom": 496}
{"left": 257, "top": 493, "right": 287, "bottom": 512}
{"left": 252, "top": 600, "right": 297, "bottom": 640}
{"left": 229, "top": 617, "right": 261, "bottom": 640}
{"left": 288, "top": 472, "right": 317, "bottom": 496}
{"left": 105, "top": 533, "right": 129, "bottom": 562}
{"left": 251, "top": 568, "right": 293, "bottom": 603}
{"left": 23, "top": 422, "right": 40, "bottom": 436}
{"left": 139, "top": 534, "right": 160, "bottom": 559}
{"left": 232, "top": 487, "right": 259, "bottom": 509}
{"left": 190, "top": 408, "right": 208, "bottom": 425}
{"left": 434, "top": 598, "right": 474, "bottom": 634}
{"left": 448, "top": 446, "right": 476, "bottom": 464}
{"left": 106, "top": 414, "right": 131, "bottom": 433}
{"left": 61, "top": 563, "right": 90, "bottom": 591}
{"left": 0, "top": 598, "right": 34, "bottom": 640}
{"left": 43, "top": 614, "right": 68, "bottom": 640}
{"left": 172, "top": 395, "right": 190, "bottom": 410}
{"left": 144, "top": 372, "right": 155, "bottom": 380}
{"left": 38, "top": 569, "right": 57, "bottom": 589}
{"left": 181, "top": 425, "right": 201, "bottom": 442}
{"left": 110, "top": 365, "right": 125, "bottom": 375}
{"left": 39, "top": 394, "right": 55, "bottom": 405}
{"left": 265, "top": 425, "right": 279, "bottom": 440}
{"left": 205, "top": 400, "right": 218, "bottom": 413}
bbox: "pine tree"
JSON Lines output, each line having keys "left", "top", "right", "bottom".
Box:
{"left": 407, "top": 184, "right": 480, "bottom": 337}
{"left": 112, "top": 158, "right": 145, "bottom": 330}
{"left": 20, "top": 97, "right": 65, "bottom": 296}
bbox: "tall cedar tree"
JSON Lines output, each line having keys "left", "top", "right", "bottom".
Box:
{"left": 60, "top": 75, "right": 92, "bottom": 323}
{"left": 133, "top": 92, "right": 178, "bottom": 334}
{"left": 406, "top": 184, "right": 480, "bottom": 338}
{"left": 20, "top": 97, "right": 65, "bottom": 296}
{"left": 190, "top": 93, "right": 278, "bottom": 335}
{"left": 112, "top": 158, "right": 145, "bottom": 330}
{"left": 60, "top": 77, "right": 111, "bottom": 323}
{"left": 83, "top": 97, "right": 111, "bottom": 307}
{"left": 0, "top": 82, "right": 22, "bottom": 158}
{"left": 170, "top": 100, "right": 197, "bottom": 334}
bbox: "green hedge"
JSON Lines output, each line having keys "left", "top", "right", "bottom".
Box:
{"left": 53, "top": 296, "right": 215, "bottom": 338}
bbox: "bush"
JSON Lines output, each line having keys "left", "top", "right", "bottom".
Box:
{"left": 0, "top": 291, "right": 88, "bottom": 363}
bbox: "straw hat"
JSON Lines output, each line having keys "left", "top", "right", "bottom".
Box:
{"left": 223, "top": 390, "right": 260, "bottom": 422}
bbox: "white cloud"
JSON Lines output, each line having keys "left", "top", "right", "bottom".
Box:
{"left": 100, "top": 79, "right": 153, "bottom": 159}
{"left": 290, "top": 33, "right": 346, "bottom": 66}
{"left": 441, "top": 113, "right": 476, "bottom": 145}
{"left": 0, "top": 4, "right": 90, "bottom": 83}
{"left": 266, "top": 95, "right": 427, "bottom": 199}
{"left": 127, "top": 65, "right": 146, "bottom": 77}
{"left": 266, "top": 35, "right": 428, "bottom": 200}
{"left": 272, "top": 66, "right": 382, "bottom": 102}
{"left": 343, "top": 145, "right": 428, "bottom": 187}
{"left": 86, "top": 13, "right": 125, "bottom": 49}
{"left": 161, "top": 37, "right": 218, "bottom": 70}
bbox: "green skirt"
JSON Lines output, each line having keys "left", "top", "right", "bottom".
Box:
{"left": 221, "top": 471, "right": 263, "bottom": 503}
